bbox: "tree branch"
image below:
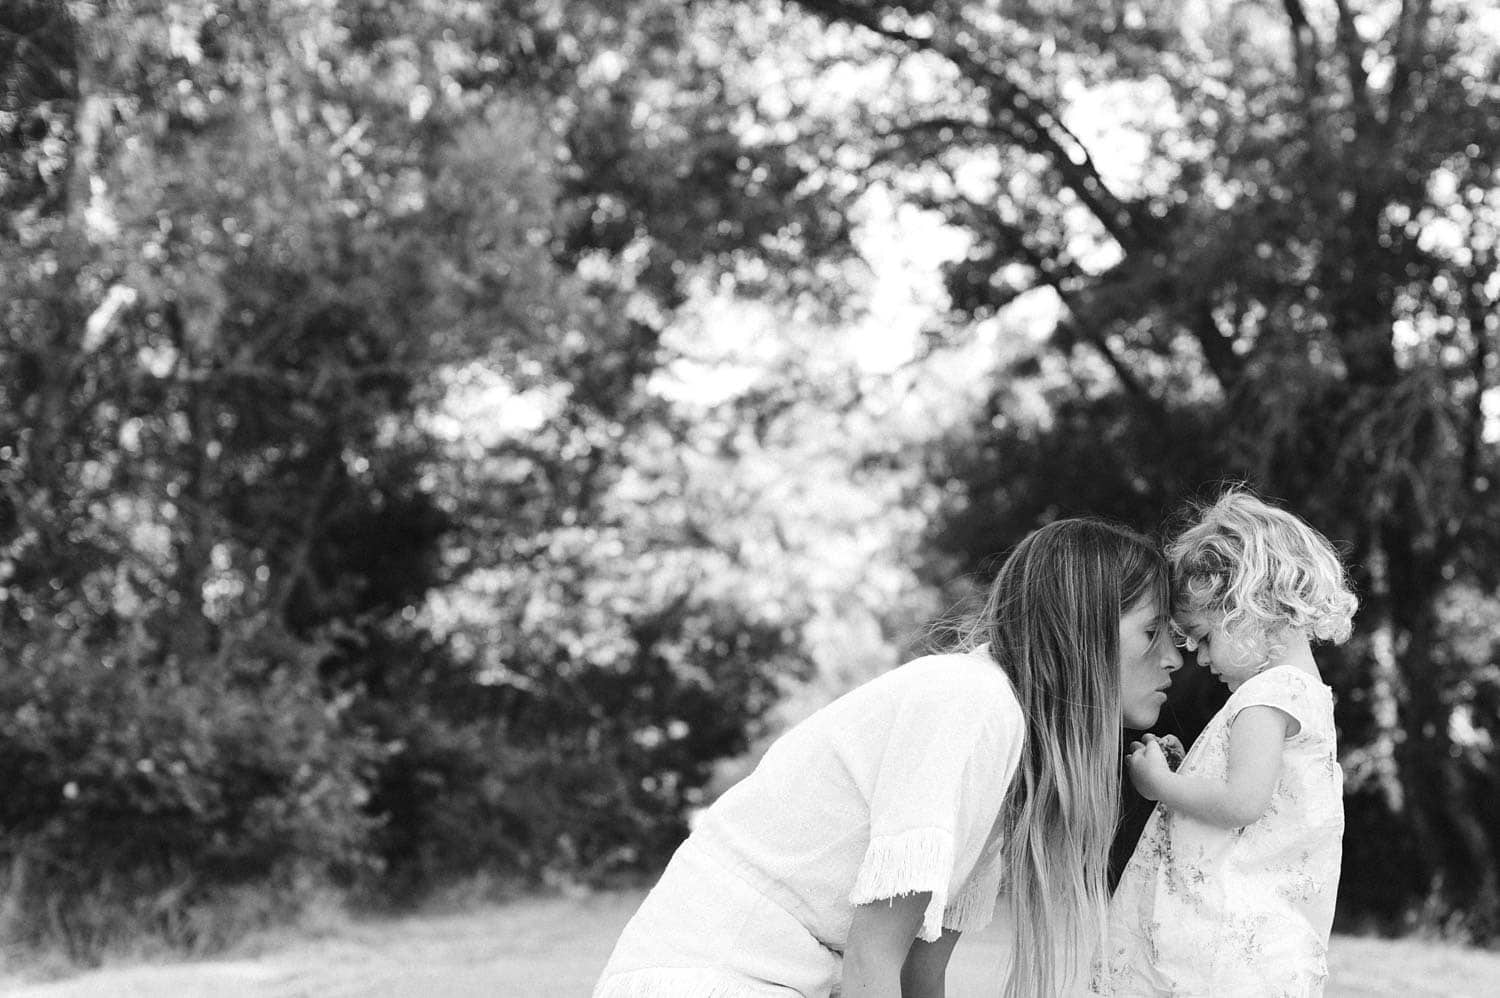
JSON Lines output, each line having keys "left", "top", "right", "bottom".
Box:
{"left": 866, "top": 115, "right": 990, "bottom": 169}
{"left": 1456, "top": 244, "right": 1495, "bottom": 535}
{"left": 793, "top": 0, "right": 1236, "bottom": 404}
{"left": 791, "top": 0, "right": 1145, "bottom": 252}
{"left": 1386, "top": 0, "right": 1434, "bottom": 131}
{"left": 1331, "top": 0, "right": 1373, "bottom": 121}
{"left": 1281, "top": 0, "right": 1323, "bottom": 102}
{"left": 981, "top": 79, "right": 1143, "bottom": 251}
{"left": 269, "top": 457, "right": 341, "bottom": 621}
{"left": 1056, "top": 315, "right": 1161, "bottom": 412}
{"left": 1186, "top": 300, "right": 1246, "bottom": 390}
{"left": 996, "top": 228, "right": 1165, "bottom": 417}
{"left": 791, "top": 0, "right": 931, "bottom": 50}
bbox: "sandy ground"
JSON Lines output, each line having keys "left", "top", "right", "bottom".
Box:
{"left": 4, "top": 888, "right": 1500, "bottom": 997}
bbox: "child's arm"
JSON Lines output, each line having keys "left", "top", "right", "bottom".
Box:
{"left": 1127, "top": 707, "right": 1294, "bottom": 829}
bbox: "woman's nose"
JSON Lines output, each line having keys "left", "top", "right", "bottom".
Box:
{"left": 1161, "top": 642, "right": 1183, "bottom": 672}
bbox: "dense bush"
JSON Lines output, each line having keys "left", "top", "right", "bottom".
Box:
{"left": 354, "top": 597, "right": 812, "bottom": 899}
{"left": 0, "top": 630, "right": 376, "bottom": 961}
{"left": 0, "top": 591, "right": 808, "bottom": 960}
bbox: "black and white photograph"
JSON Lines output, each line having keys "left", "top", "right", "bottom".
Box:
{"left": 3, "top": 1, "right": 1499, "bottom": 995}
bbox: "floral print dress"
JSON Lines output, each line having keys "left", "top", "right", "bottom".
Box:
{"left": 1092, "top": 666, "right": 1344, "bottom": 997}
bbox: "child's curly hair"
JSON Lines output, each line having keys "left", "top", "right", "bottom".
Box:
{"left": 1168, "top": 489, "right": 1358, "bottom": 659}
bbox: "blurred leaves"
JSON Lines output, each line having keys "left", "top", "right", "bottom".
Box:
{"left": 0, "top": 0, "right": 837, "bottom": 956}
{"left": 756, "top": 0, "right": 1500, "bottom": 937}
{"left": 6, "top": 0, "right": 1499, "bottom": 958}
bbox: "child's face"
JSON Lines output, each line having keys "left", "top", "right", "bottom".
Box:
{"left": 1176, "top": 613, "right": 1265, "bottom": 691}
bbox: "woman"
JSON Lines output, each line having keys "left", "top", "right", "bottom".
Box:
{"left": 594, "top": 518, "right": 1183, "bottom": 998}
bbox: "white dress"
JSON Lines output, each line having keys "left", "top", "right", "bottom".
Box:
{"left": 1092, "top": 666, "right": 1344, "bottom": 997}
{"left": 594, "top": 649, "right": 1026, "bottom": 997}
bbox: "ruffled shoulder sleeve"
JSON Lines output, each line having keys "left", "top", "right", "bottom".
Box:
{"left": 1227, "top": 666, "right": 1330, "bottom": 740}
{"left": 846, "top": 653, "right": 1024, "bottom": 941}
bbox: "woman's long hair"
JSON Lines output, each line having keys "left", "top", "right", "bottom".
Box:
{"left": 963, "top": 518, "right": 1169, "bottom": 997}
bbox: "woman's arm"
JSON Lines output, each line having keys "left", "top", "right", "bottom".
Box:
{"left": 843, "top": 892, "right": 930, "bottom": 998}
{"left": 1128, "top": 706, "right": 1292, "bottom": 828}
{"left": 901, "top": 928, "right": 961, "bottom": 998}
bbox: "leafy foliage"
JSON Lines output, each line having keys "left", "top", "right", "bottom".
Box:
{"left": 750, "top": 0, "right": 1500, "bottom": 937}
{"left": 7, "top": 0, "right": 1497, "bottom": 961}
{"left": 0, "top": 627, "right": 375, "bottom": 959}
{"left": 0, "top": 0, "right": 827, "bottom": 957}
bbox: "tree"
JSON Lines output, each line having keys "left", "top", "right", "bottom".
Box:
{"left": 714, "top": 0, "right": 1500, "bottom": 937}
{"left": 0, "top": 0, "right": 840, "bottom": 952}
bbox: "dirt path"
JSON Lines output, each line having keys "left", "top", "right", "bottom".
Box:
{"left": 2, "top": 891, "right": 637, "bottom": 998}
{"left": 5, "top": 889, "right": 1499, "bottom": 997}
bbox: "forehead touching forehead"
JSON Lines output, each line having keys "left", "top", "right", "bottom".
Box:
{"left": 1173, "top": 610, "right": 1218, "bottom": 636}
{"left": 1170, "top": 558, "right": 1235, "bottom": 621}
{"left": 1125, "top": 593, "right": 1168, "bottom": 633}
{"left": 1173, "top": 565, "right": 1227, "bottom": 609}
{"left": 1124, "top": 548, "right": 1171, "bottom": 619}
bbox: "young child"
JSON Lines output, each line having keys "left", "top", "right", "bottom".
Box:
{"left": 1091, "top": 490, "right": 1356, "bottom": 997}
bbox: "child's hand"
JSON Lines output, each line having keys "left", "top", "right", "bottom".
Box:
{"left": 1126, "top": 737, "right": 1174, "bottom": 800}
{"left": 1157, "top": 734, "right": 1186, "bottom": 771}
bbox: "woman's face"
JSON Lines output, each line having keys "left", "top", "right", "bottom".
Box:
{"left": 1118, "top": 596, "right": 1182, "bottom": 729}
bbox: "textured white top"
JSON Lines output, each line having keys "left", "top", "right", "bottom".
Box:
{"left": 692, "top": 649, "right": 1026, "bottom": 945}
{"left": 1094, "top": 665, "right": 1344, "bottom": 997}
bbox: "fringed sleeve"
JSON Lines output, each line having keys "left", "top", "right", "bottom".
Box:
{"left": 844, "top": 655, "right": 1024, "bottom": 942}
{"left": 942, "top": 843, "right": 1003, "bottom": 932}
{"left": 849, "top": 826, "right": 956, "bottom": 941}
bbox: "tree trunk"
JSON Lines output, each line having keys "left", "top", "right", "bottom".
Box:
{"left": 1362, "top": 534, "right": 1407, "bottom": 817}
{"left": 1396, "top": 588, "right": 1500, "bottom": 937}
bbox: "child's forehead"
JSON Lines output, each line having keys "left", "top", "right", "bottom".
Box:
{"left": 1171, "top": 609, "right": 1222, "bottom": 632}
